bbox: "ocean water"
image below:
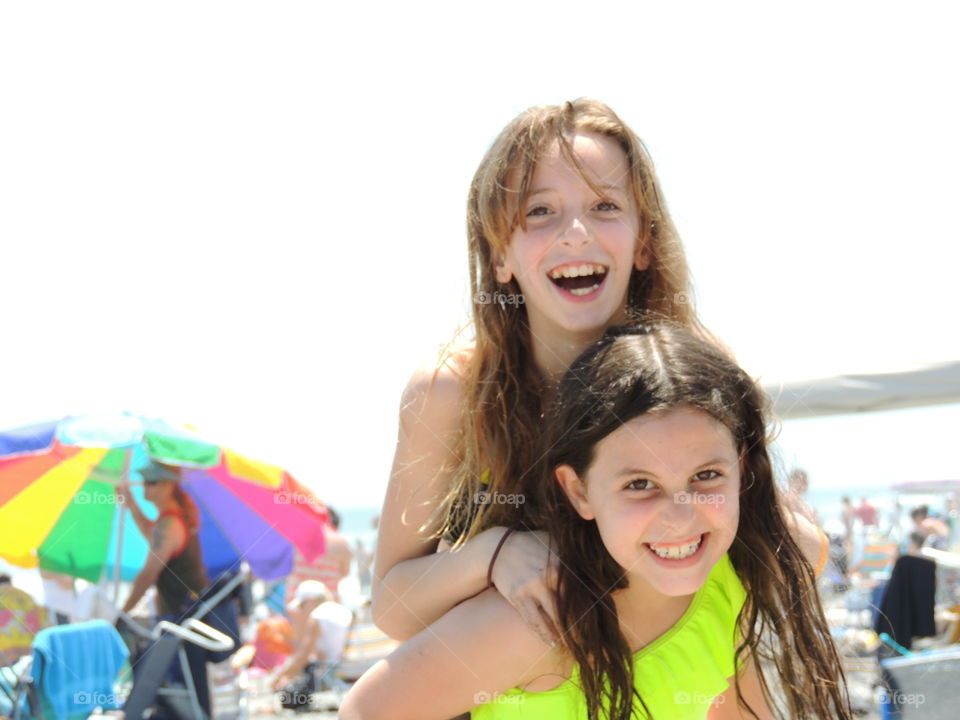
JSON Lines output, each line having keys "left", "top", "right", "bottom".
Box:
{"left": 336, "top": 505, "right": 380, "bottom": 548}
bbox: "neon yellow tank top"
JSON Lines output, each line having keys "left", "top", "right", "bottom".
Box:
{"left": 471, "top": 553, "right": 747, "bottom": 720}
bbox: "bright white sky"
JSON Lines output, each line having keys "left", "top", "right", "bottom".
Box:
{"left": 2, "top": 1, "right": 958, "bottom": 510}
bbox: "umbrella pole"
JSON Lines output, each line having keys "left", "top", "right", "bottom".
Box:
{"left": 113, "top": 448, "right": 133, "bottom": 605}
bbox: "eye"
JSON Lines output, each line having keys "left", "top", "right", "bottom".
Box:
{"left": 526, "top": 204, "right": 551, "bottom": 217}
{"left": 625, "top": 478, "right": 653, "bottom": 491}
{"left": 594, "top": 200, "right": 620, "bottom": 212}
{"left": 693, "top": 470, "right": 721, "bottom": 482}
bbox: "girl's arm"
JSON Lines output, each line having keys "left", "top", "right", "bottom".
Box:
{"left": 371, "top": 362, "right": 498, "bottom": 640}
{"left": 372, "top": 361, "right": 562, "bottom": 644}
{"left": 708, "top": 656, "right": 774, "bottom": 720}
{"left": 341, "top": 587, "right": 558, "bottom": 720}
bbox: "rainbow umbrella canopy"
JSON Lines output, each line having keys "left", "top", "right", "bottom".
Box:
{"left": 0, "top": 414, "right": 327, "bottom": 582}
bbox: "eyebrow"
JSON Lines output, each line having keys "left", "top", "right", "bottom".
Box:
{"left": 528, "top": 182, "right": 628, "bottom": 197}
{"left": 614, "top": 458, "right": 733, "bottom": 478}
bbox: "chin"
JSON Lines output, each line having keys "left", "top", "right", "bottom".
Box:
{"left": 648, "top": 573, "right": 711, "bottom": 597}
{"left": 552, "top": 306, "right": 625, "bottom": 335}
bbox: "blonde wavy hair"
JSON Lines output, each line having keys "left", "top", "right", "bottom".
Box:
{"left": 434, "top": 98, "right": 705, "bottom": 544}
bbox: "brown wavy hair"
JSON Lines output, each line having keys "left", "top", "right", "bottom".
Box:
{"left": 434, "top": 98, "right": 704, "bottom": 543}
{"left": 538, "top": 323, "right": 852, "bottom": 719}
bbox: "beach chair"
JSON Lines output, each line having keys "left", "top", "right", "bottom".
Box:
{"left": 335, "top": 605, "right": 398, "bottom": 683}
{"left": 845, "top": 541, "right": 899, "bottom": 627}
{"left": 0, "top": 655, "right": 32, "bottom": 719}
{"left": 0, "top": 619, "right": 129, "bottom": 720}
{"left": 120, "top": 614, "right": 234, "bottom": 720}
{"left": 880, "top": 647, "right": 960, "bottom": 719}
{"left": 120, "top": 568, "right": 246, "bottom": 720}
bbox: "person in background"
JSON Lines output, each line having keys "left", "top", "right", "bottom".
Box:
{"left": 116, "top": 462, "right": 212, "bottom": 714}
{"left": 271, "top": 580, "right": 353, "bottom": 692}
{"left": 355, "top": 538, "right": 373, "bottom": 596}
{"left": 910, "top": 505, "right": 950, "bottom": 550}
{"left": 841, "top": 496, "right": 856, "bottom": 553}
{"left": 854, "top": 497, "right": 878, "bottom": 528}
{"left": 0, "top": 573, "right": 48, "bottom": 665}
{"left": 904, "top": 531, "right": 928, "bottom": 556}
{"left": 288, "top": 506, "right": 353, "bottom": 603}
{"left": 786, "top": 468, "right": 819, "bottom": 524}
{"left": 39, "top": 569, "right": 75, "bottom": 625}
{"left": 117, "top": 462, "right": 208, "bottom": 616}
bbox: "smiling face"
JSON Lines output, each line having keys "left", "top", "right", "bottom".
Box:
{"left": 556, "top": 405, "right": 741, "bottom": 598}
{"left": 496, "top": 132, "right": 648, "bottom": 337}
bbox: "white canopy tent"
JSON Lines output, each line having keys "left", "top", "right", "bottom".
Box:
{"left": 763, "top": 361, "right": 960, "bottom": 420}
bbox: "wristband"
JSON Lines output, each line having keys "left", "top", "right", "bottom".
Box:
{"left": 487, "top": 526, "right": 516, "bottom": 587}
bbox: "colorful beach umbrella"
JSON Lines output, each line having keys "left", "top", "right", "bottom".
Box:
{"left": 0, "top": 414, "right": 328, "bottom": 582}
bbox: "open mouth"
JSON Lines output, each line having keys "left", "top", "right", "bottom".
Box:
{"left": 644, "top": 533, "right": 706, "bottom": 562}
{"left": 548, "top": 263, "right": 608, "bottom": 297}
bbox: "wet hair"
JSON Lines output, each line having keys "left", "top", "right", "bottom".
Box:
{"left": 537, "top": 323, "right": 851, "bottom": 720}
{"left": 434, "top": 98, "right": 706, "bottom": 544}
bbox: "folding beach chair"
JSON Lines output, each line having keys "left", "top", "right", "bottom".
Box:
{"left": 120, "top": 568, "right": 246, "bottom": 720}
{"left": 0, "top": 619, "right": 129, "bottom": 720}
{"left": 120, "top": 615, "right": 234, "bottom": 720}
{"left": 880, "top": 647, "right": 960, "bottom": 719}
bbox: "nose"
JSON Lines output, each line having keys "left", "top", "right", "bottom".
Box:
{"left": 558, "top": 213, "right": 592, "bottom": 248}
{"left": 656, "top": 494, "right": 696, "bottom": 533}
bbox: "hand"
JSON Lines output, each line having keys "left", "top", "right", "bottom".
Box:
{"left": 114, "top": 480, "right": 132, "bottom": 506}
{"left": 270, "top": 670, "right": 290, "bottom": 692}
{"left": 487, "top": 527, "right": 561, "bottom": 647}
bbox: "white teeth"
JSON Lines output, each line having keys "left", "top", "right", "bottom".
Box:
{"left": 649, "top": 536, "right": 702, "bottom": 560}
{"left": 549, "top": 264, "right": 607, "bottom": 279}
{"left": 570, "top": 283, "right": 601, "bottom": 296}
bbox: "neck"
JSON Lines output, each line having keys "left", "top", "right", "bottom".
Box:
{"left": 614, "top": 578, "right": 695, "bottom": 652}
{"left": 526, "top": 306, "right": 633, "bottom": 384}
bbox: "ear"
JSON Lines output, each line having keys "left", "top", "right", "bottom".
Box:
{"left": 494, "top": 257, "right": 513, "bottom": 284}
{"left": 633, "top": 241, "right": 651, "bottom": 272}
{"left": 555, "top": 464, "right": 595, "bottom": 520}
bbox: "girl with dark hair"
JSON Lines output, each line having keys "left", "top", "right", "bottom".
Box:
{"left": 343, "top": 324, "right": 849, "bottom": 719}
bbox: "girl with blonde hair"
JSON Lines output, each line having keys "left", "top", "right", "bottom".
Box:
{"left": 371, "top": 99, "right": 826, "bottom": 654}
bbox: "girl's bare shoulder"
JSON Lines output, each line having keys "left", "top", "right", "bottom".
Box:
{"left": 401, "top": 342, "right": 476, "bottom": 413}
